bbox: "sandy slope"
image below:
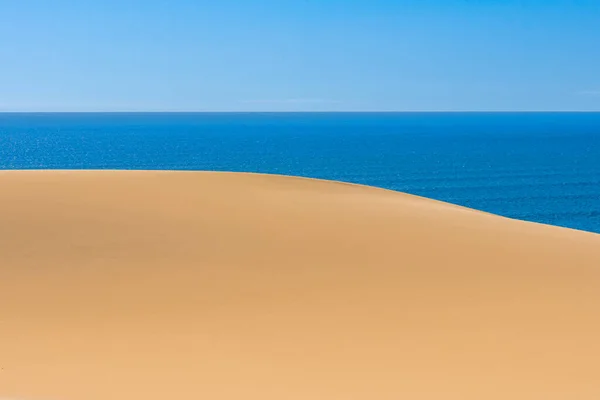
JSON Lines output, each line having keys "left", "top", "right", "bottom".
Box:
{"left": 1, "top": 170, "right": 599, "bottom": 400}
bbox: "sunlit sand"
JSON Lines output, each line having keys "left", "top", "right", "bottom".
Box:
{"left": 1, "top": 170, "right": 599, "bottom": 399}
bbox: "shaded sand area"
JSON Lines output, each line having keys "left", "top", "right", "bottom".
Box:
{"left": 1, "top": 170, "right": 600, "bottom": 399}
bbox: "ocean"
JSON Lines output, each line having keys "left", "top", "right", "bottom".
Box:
{"left": 1, "top": 112, "right": 599, "bottom": 234}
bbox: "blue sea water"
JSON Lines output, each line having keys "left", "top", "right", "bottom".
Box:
{"left": 1, "top": 112, "right": 599, "bottom": 234}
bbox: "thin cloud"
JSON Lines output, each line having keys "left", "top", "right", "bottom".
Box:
{"left": 240, "top": 98, "right": 340, "bottom": 105}
{"left": 577, "top": 90, "right": 600, "bottom": 97}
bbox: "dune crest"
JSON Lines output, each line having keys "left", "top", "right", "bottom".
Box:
{"left": 1, "top": 171, "right": 599, "bottom": 400}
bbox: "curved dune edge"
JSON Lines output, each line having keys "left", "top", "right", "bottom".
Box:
{"left": 1, "top": 170, "right": 599, "bottom": 400}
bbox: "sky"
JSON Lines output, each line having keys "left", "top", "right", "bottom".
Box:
{"left": 0, "top": 0, "right": 599, "bottom": 112}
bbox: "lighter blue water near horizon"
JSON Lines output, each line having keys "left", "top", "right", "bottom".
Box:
{"left": 1, "top": 112, "right": 599, "bottom": 234}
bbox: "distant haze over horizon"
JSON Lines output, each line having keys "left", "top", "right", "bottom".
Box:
{"left": 1, "top": 0, "right": 599, "bottom": 112}
{"left": 2, "top": 111, "right": 600, "bottom": 114}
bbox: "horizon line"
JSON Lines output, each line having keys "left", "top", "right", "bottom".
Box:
{"left": 1, "top": 110, "right": 600, "bottom": 114}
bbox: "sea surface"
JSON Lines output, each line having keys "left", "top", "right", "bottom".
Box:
{"left": 1, "top": 112, "right": 599, "bottom": 234}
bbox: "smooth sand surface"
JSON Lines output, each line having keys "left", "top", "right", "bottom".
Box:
{"left": 1, "top": 170, "right": 600, "bottom": 400}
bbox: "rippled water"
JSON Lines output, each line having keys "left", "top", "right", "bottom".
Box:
{"left": 1, "top": 112, "right": 599, "bottom": 233}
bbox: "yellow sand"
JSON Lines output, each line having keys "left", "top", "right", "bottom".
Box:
{"left": 1, "top": 170, "right": 599, "bottom": 400}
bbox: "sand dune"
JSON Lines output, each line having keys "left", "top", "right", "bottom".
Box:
{"left": 1, "top": 170, "right": 599, "bottom": 400}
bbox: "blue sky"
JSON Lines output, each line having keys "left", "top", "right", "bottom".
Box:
{"left": 1, "top": 0, "right": 599, "bottom": 111}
